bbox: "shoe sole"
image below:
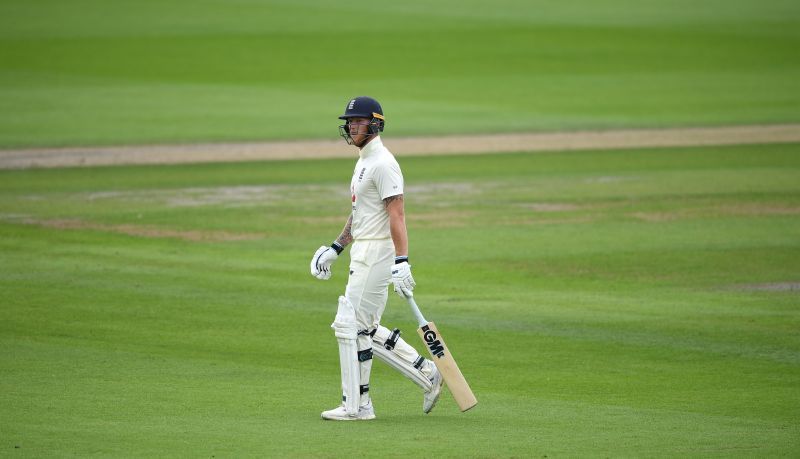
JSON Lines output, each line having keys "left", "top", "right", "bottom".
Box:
{"left": 321, "top": 414, "right": 376, "bottom": 421}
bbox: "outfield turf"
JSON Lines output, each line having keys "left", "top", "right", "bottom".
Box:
{"left": 1, "top": 143, "right": 799, "bottom": 456}
{"left": 1, "top": 0, "right": 799, "bottom": 148}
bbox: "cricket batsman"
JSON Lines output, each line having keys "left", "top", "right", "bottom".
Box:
{"left": 310, "top": 96, "right": 444, "bottom": 421}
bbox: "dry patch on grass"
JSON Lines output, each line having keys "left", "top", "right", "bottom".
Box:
{"left": 726, "top": 282, "right": 800, "bottom": 292}
{"left": 519, "top": 202, "right": 583, "bottom": 212}
{"left": 583, "top": 176, "right": 639, "bottom": 184}
{"left": 631, "top": 204, "right": 800, "bottom": 222}
{"left": 630, "top": 212, "right": 682, "bottom": 222}
{"left": 3, "top": 124, "right": 799, "bottom": 169}
{"left": 83, "top": 185, "right": 348, "bottom": 209}
{"left": 293, "top": 215, "right": 353, "bottom": 226}
{"left": 163, "top": 186, "right": 282, "bottom": 208}
{"left": 406, "top": 182, "right": 484, "bottom": 206}
{"left": 408, "top": 210, "right": 480, "bottom": 228}
{"left": 11, "top": 217, "right": 262, "bottom": 242}
{"left": 719, "top": 204, "right": 800, "bottom": 217}
{"left": 515, "top": 216, "right": 597, "bottom": 226}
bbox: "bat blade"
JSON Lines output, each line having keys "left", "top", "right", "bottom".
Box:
{"left": 418, "top": 321, "right": 477, "bottom": 412}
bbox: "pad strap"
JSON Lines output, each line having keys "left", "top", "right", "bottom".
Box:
{"left": 358, "top": 328, "right": 377, "bottom": 337}
{"left": 343, "top": 385, "right": 370, "bottom": 400}
{"left": 384, "top": 328, "right": 401, "bottom": 350}
{"left": 358, "top": 348, "right": 373, "bottom": 362}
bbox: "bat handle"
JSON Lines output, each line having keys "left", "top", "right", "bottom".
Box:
{"left": 404, "top": 295, "right": 428, "bottom": 328}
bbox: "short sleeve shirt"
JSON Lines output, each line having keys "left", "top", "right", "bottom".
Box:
{"left": 350, "top": 136, "right": 404, "bottom": 240}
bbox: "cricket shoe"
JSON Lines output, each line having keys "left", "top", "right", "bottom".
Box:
{"left": 321, "top": 401, "right": 376, "bottom": 421}
{"left": 423, "top": 366, "right": 444, "bottom": 414}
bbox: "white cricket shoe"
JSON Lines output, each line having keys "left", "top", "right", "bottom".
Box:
{"left": 423, "top": 366, "right": 444, "bottom": 414}
{"left": 321, "top": 401, "right": 376, "bottom": 421}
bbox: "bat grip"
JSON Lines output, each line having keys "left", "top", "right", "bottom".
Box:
{"left": 405, "top": 295, "right": 428, "bottom": 328}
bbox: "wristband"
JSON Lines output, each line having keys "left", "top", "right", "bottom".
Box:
{"left": 394, "top": 256, "right": 408, "bottom": 265}
{"left": 331, "top": 242, "right": 344, "bottom": 255}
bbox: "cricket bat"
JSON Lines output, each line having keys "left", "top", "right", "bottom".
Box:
{"left": 406, "top": 295, "right": 477, "bottom": 412}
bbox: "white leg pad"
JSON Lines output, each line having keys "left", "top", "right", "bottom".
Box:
{"left": 332, "top": 296, "right": 359, "bottom": 415}
{"left": 372, "top": 325, "right": 434, "bottom": 392}
{"left": 357, "top": 334, "right": 373, "bottom": 407}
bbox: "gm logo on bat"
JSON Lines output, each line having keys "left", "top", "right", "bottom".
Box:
{"left": 421, "top": 325, "right": 445, "bottom": 358}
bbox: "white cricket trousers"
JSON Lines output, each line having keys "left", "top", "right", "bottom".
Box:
{"left": 341, "top": 238, "right": 436, "bottom": 402}
{"left": 345, "top": 238, "right": 394, "bottom": 329}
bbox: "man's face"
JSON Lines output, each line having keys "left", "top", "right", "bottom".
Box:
{"left": 346, "top": 117, "right": 371, "bottom": 147}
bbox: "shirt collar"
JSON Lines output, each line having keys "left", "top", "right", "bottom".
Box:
{"left": 359, "top": 136, "right": 383, "bottom": 159}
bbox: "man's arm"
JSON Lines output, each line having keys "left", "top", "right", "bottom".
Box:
{"left": 385, "top": 194, "right": 415, "bottom": 297}
{"left": 384, "top": 194, "right": 407, "bottom": 257}
{"left": 335, "top": 214, "right": 354, "bottom": 249}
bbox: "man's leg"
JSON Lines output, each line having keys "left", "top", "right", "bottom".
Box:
{"left": 322, "top": 241, "right": 379, "bottom": 421}
{"left": 371, "top": 325, "right": 444, "bottom": 413}
{"left": 345, "top": 240, "right": 389, "bottom": 409}
{"left": 361, "top": 239, "right": 443, "bottom": 412}
{"left": 331, "top": 296, "right": 359, "bottom": 414}
{"left": 323, "top": 296, "right": 375, "bottom": 420}
{"left": 372, "top": 325, "right": 435, "bottom": 391}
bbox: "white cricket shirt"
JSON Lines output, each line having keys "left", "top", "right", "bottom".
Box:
{"left": 350, "top": 136, "right": 404, "bottom": 240}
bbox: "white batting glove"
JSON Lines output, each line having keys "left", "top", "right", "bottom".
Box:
{"left": 391, "top": 260, "right": 416, "bottom": 298}
{"left": 310, "top": 244, "right": 340, "bottom": 280}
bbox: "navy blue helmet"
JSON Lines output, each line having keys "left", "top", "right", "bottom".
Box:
{"left": 338, "top": 96, "right": 385, "bottom": 144}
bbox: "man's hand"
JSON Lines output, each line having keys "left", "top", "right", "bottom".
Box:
{"left": 310, "top": 245, "right": 339, "bottom": 280}
{"left": 391, "top": 261, "right": 416, "bottom": 297}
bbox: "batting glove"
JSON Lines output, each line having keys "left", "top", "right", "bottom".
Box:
{"left": 391, "top": 259, "right": 416, "bottom": 298}
{"left": 310, "top": 243, "right": 342, "bottom": 280}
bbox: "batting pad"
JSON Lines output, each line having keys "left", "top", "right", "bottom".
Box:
{"left": 372, "top": 325, "right": 433, "bottom": 391}
{"left": 332, "top": 296, "right": 359, "bottom": 415}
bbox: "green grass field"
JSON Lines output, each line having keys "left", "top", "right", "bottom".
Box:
{"left": 2, "top": 144, "right": 799, "bottom": 456}
{"left": 2, "top": 0, "right": 800, "bottom": 456}
{"left": 1, "top": 0, "right": 799, "bottom": 147}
